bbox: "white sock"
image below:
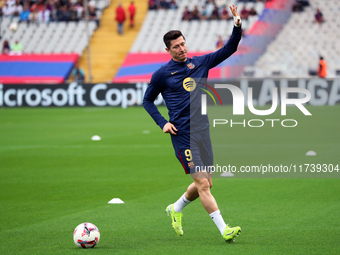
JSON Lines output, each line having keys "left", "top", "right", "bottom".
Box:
{"left": 173, "top": 193, "right": 192, "bottom": 212}
{"left": 209, "top": 210, "right": 227, "bottom": 235}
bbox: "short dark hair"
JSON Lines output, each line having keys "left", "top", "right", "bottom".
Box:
{"left": 163, "top": 30, "right": 185, "bottom": 49}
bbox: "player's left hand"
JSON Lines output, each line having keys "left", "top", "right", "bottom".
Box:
{"left": 229, "top": 4, "right": 241, "bottom": 26}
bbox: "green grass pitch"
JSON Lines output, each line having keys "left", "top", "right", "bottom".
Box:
{"left": 0, "top": 105, "right": 339, "bottom": 254}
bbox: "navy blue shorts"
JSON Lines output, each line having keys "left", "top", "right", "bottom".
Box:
{"left": 170, "top": 128, "right": 213, "bottom": 174}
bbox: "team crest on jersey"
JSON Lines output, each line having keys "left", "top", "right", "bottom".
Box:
{"left": 188, "top": 161, "right": 195, "bottom": 169}
{"left": 183, "top": 77, "right": 196, "bottom": 92}
{"left": 187, "top": 63, "right": 195, "bottom": 69}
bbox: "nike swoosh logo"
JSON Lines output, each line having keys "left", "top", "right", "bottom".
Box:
{"left": 226, "top": 230, "right": 234, "bottom": 236}
{"left": 171, "top": 71, "right": 178, "bottom": 75}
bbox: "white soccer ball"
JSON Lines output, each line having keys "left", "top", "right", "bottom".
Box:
{"left": 9, "top": 22, "right": 18, "bottom": 32}
{"left": 73, "top": 222, "right": 100, "bottom": 248}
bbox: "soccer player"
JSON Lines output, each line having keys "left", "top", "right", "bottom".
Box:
{"left": 143, "top": 5, "right": 242, "bottom": 243}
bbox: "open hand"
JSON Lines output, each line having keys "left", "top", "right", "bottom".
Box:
{"left": 229, "top": 4, "right": 241, "bottom": 26}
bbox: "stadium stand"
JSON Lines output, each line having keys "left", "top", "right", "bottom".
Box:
{"left": 0, "top": 0, "right": 108, "bottom": 83}
{"left": 78, "top": 0, "right": 148, "bottom": 83}
{"left": 251, "top": 0, "right": 340, "bottom": 78}
{"left": 114, "top": 0, "right": 340, "bottom": 82}
{"left": 1, "top": 20, "right": 97, "bottom": 55}
{"left": 113, "top": 0, "right": 267, "bottom": 82}
{"left": 0, "top": 0, "right": 107, "bottom": 54}
{"left": 2, "top": 0, "right": 339, "bottom": 84}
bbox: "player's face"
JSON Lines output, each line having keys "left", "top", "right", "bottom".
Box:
{"left": 166, "top": 36, "right": 187, "bottom": 62}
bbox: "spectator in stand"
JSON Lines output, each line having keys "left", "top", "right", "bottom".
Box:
{"left": 292, "top": 0, "right": 303, "bottom": 12}
{"left": 205, "top": 0, "right": 215, "bottom": 18}
{"left": 115, "top": 3, "right": 126, "bottom": 35}
{"left": 36, "top": 0, "right": 46, "bottom": 16}
{"left": 10, "top": 40, "right": 23, "bottom": 55}
{"left": 249, "top": 6, "right": 257, "bottom": 16}
{"left": 159, "top": 0, "right": 169, "bottom": 9}
{"left": 56, "top": 5, "right": 70, "bottom": 21}
{"left": 210, "top": 5, "right": 219, "bottom": 20}
{"left": 74, "top": 0, "right": 84, "bottom": 20}
{"left": 220, "top": 5, "right": 230, "bottom": 20}
{"left": 128, "top": 1, "right": 136, "bottom": 28}
{"left": 182, "top": 6, "right": 191, "bottom": 21}
{"left": 190, "top": 5, "right": 200, "bottom": 21}
{"left": 169, "top": 0, "right": 177, "bottom": 10}
{"left": 38, "top": 4, "right": 51, "bottom": 23}
{"left": 2, "top": 3, "right": 14, "bottom": 17}
{"left": 88, "top": 4, "right": 99, "bottom": 27}
{"left": 47, "top": 0, "right": 57, "bottom": 21}
{"left": 6, "top": 0, "right": 15, "bottom": 8}
{"left": 216, "top": 35, "right": 224, "bottom": 49}
{"left": 71, "top": 64, "right": 85, "bottom": 83}
{"left": 317, "top": 56, "right": 327, "bottom": 78}
{"left": 29, "top": 2, "right": 39, "bottom": 23}
{"left": 2, "top": 40, "right": 11, "bottom": 55}
{"left": 12, "top": 0, "right": 23, "bottom": 17}
{"left": 50, "top": 0, "right": 59, "bottom": 20}
{"left": 154, "top": 0, "right": 160, "bottom": 8}
{"left": 69, "top": 4, "right": 78, "bottom": 21}
{"left": 314, "top": 8, "right": 324, "bottom": 24}
{"left": 297, "top": 0, "right": 310, "bottom": 8}
{"left": 19, "top": 3, "right": 30, "bottom": 23}
{"left": 240, "top": 5, "right": 249, "bottom": 20}
{"left": 46, "top": 0, "right": 55, "bottom": 12}
{"left": 200, "top": 6, "right": 209, "bottom": 20}
{"left": 148, "top": 0, "right": 157, "bottom": 10}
